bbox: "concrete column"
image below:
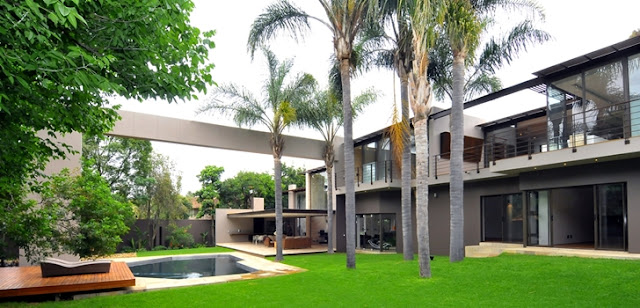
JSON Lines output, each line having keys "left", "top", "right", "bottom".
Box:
{"left": 305, "top": 172, "right": 311, "bottom": 209}
{"left": 288, "top": 184, "right": 296, "bottom": 209}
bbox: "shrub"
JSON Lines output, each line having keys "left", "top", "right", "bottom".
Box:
{"left": 136, "top": 247, "right": 147, "bottom": 252}
{"left": 152, "top": 245, "right": 167, "bottom": 251}
{"left": 167, "top": 223, "right": 194, "bottom": 249}
{"left": 121, "top": 246, "right": 134, "bottom": 253}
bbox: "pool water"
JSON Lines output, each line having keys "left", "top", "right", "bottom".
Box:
{"left": 128, "top": 255, "right": 254, "bottom": 279}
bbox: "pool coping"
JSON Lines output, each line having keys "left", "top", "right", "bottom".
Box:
{"left": 111, "top": 252, "right": 304, "bottom": 292}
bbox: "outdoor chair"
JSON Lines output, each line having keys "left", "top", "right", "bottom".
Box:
{"left": 367, "top": 239, "right": 392, "bottom": 250}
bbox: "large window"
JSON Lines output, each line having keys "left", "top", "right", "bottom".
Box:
{"left": 548, "top": 74, "right": 583, "bottom": 150}
{"left": 584, "top": 61, "right": 625, "bottom": 141}
{"left": 356, "top": 214, "right": 396, "bottom": 251}
{"left": 482, "top": 193, "right": 523, "bottom": 243}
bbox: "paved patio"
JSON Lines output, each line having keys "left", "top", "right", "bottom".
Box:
{"left": 217, "top": 242, "right": 330, "bottom": 257}
{"left": 466, "top": 242, "right": 640, "bottom": 260}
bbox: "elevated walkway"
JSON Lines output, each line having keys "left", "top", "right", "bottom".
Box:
{"left": 466, "top": 242, "right": 640, "bottom": 260}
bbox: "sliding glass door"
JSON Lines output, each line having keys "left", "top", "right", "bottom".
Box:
{"left": 596, "top": 183, "right": 626, "bottom": 250}
{"left": 527, "top": 190, "right": 551, "bottom": 246}
{"left": 481, "top": 194, "right": 523, "bottom": 243}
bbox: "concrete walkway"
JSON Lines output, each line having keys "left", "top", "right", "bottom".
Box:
{"left": 466, "top": 242, "right": 640, "bottom": 260}
{"left": 217, "top": 242, "right": 329, "bottom": 257}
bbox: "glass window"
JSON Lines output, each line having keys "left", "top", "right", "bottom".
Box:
{"left": 629, "top": 53, "right": 640, "bottom": 136}
{"left": 584, "top": 61, "right": 625, "bottom": 140}
{"left": 356, "top": 213, "right": 396, "bottom": 251}
{"left": 548, "top": 74, "right": 583, "bottom": 150}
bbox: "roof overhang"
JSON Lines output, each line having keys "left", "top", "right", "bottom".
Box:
{"left": 430, "top": 36, "right": 640, "bottom": 120}
{"left": 227, "top": 209, "right": 327, "bottom": 219}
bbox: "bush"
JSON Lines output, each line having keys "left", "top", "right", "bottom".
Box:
{"left": 121, "top": 246, "right": 134, "bottom": 253}
{"left": 153, "top": 245, "right": 167, "bottom": 251}
{"left": 167, "top": 223, "right": 194, "bottom": 249}
{"left": 136, "top": 247, "right": 147, "bottom": 252}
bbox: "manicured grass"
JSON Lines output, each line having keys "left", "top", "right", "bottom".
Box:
{"left": 11, "top": 253, "right": 640, "bottom": 307}
{"left": 135, "top": 246, "right": 234, "bottom": 257}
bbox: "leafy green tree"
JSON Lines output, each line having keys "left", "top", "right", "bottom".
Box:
{"left": 281, "top": 163, "right": 306, "bottom": 189}
{"left": 293, "top": 86, "right": 376, "bottom": 253}
{"left": 45, "top": 169, "right": 134, "bottom": 259}
{"left": 195, "top": 165, "right": 225, "bottom": 218}
{"left": 249, "top": 0, "right": 381, "bottom": 268}
{"left": 137, "top": 154, "right": 188, "bottom": 248}
{"left": 219, "top": 171, "right": 276, "bottom": 209}
{"left": 200, "top": 48, "right": 314, "bottom": 261}
{"left": 83, "top": 135, "right": 153, "bottom": 201}
{"left": 0, "top": 0, "right": 215, "bottom": 258}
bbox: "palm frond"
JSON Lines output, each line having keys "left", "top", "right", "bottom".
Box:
{"left": 476, "top": 20, "right": 550, "bottom": 74}
{"left": 247, "top": 0, "right": 312, "bottom": 58}
{"left": 463, "top": 73, "right": 501, "bottom": 101}
{"left": 200, "top": 83, "right": 267, "bottom": 128}
{"left": 384, "top": 104, "right": 410, "bottom": 173}
{"left": 471, "top": 0, "right": 545, "bottom": 20}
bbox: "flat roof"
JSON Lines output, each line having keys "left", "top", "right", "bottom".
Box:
{"left": 227, "top": 209, "right": 327, "bottom": 219}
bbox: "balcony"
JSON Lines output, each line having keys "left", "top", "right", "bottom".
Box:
{"left": 431, "top": 100, "right": 640, "bottom": 178}
{"left": 334, "top": 159, "right": 405, "bottom": 193}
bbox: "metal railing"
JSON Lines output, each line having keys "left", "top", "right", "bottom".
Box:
{"left": 431, "top": 99, "right": 640, "bottom": 178}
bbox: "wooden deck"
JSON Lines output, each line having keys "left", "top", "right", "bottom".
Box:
{"left": 0, "top": 262, "right": 135, "bottom": 298}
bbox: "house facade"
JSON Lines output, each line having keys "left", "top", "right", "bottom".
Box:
{"left": 325, "top": 36, "right": 640, "bottom": 255}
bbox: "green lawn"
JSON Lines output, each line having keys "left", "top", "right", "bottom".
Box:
{"left": 10, "top": 252, "right": 640, "bottom": 307}
{"left": 135, "top": 246, "right": 234, "bottom": 257}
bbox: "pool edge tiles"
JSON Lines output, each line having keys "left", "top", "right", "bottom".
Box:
{"left": 115, "top": 252, "right": 304, "bottom": 291}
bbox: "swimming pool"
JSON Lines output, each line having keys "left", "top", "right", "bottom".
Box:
{"left": 127, "top": 255, "right": 256, "bottom": 279}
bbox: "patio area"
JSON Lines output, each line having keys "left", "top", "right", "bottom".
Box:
{"left": 466, "top": 242, "right": 640, "bottom": 260}
{"left": 217, "top": 242, "right": 330, "bottom": 257}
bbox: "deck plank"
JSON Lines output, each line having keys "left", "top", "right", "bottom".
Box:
{"left": 0, "top": 262, "right": 135, "bottom": 298}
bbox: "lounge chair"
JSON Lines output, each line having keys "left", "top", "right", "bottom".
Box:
{"left": 40, "top": 258, "right": 112, "bottom": 278}
{"left": 367, "top": 239, "right": 392, "bottom": 250}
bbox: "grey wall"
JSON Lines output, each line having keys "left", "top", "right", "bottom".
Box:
{"left": 118, "top": 219, "right": 213, "bottom": 251}
{"left": 426, "top": 177, "right": 521, "bottom": 256}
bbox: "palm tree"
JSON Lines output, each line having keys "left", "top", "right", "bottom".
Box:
{"left": 199, "top": 48, "right": 315, "bottom": 261}
{"left": 436, "top": 0, "right": 548, "bottom": 263}
{"left": 429, "top": 0, "right": 550, "bottom": 102}
{"left": 293, "top": 86, "right": 376, "bottom": 254}
{"left": 442, "top": 0, "right": 483, "bottom": 263}
{"left": 360, "top": 0, "right": 416, "bottom": 261}
{"left": 248, "top": 0, "right": 379, "bottom": 269}
{"left": 403, "top": 0, "right": 444, "bottom": 278}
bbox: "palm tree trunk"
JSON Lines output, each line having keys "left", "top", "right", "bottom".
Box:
{"left": 400, "top": 73, "right": 413, "bottom": 260}
{"left": 415, "top": 117, "right": 431, "bottom": 278}
{"left": 449, "top": 55, "right": 465, "bottom": 262}
{"left": 326, "top": 164, "right": 334, "bottom": 254}
{"left": 274, "top": 157, "right": 284, "bottom": 261}
{"left": 340, "top": 58, "right": 356, "bottom": 269}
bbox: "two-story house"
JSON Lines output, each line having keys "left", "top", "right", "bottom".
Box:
{"left": 310, "top": 36, "right": 640, "bottom": 256}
